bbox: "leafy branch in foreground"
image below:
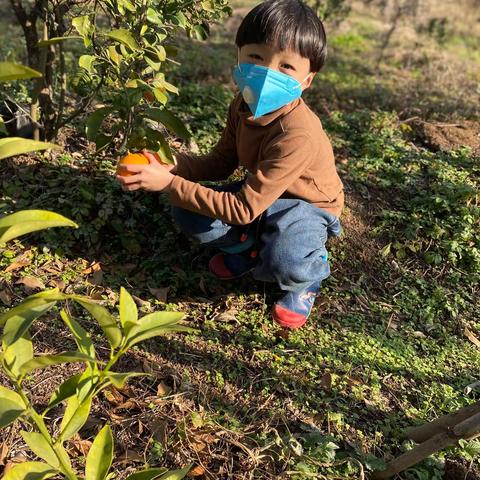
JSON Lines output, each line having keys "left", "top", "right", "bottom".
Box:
{"left": 0, "top": 287, "right": 193, "bottom": 480}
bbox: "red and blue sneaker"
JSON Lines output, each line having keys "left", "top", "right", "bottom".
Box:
{"left": 272, "top": 281, "right": 322, "bottom": 329}
{"left": 208, "top": 252, "right": 257, "bottom": 280}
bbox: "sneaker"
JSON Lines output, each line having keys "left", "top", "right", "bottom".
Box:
{"left": 209, "top": 253, "right": 256, "bottom": 280}
{"left": 272, "top": 281, "right": 321, "bottom": 329}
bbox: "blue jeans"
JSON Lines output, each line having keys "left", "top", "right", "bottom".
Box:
{"left": 171, "top": 182, "right": 341, "bottom": 292}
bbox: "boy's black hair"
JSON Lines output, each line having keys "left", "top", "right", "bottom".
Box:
{"left": 235, "top": 0, "right": 327, "bottom": 72}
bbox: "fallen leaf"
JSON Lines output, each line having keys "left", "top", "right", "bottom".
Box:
{"left": 150, "top": 418, "right": 168, "bottom": 444}
{"left": 157, "top": 381, "right": 172, "bottom": 397}
{"left": 191, "top": 441, "right": 207, "bottom": 453}
{"left": 319, "top": 373, "right": 332, "bottom": 391}
{"left": 188, "top": 465, "right": 206, "bottom": 477}
{"left": 103, "top": 388, "right": 125, "bottom": 406}
{"left": 117, "top": 449, "right": 143, "bottom": 464}
{"left": 82, "top": 261, "right": 102, "bottom": 275}
{"left": 16, "top": 276, "right": 45, "bottom": 291}
{"left": 214, "top": 310, "right": 237, "bottom": 322}
{"left": 0, "top": 289, "right": 12, "bottom": 306}
{"left": 69, "top": 435, "right": 92, "bottom": 457}
{"left": 114, "top": 399, "right": 138, "bottom": 411}
{"left": 48, "top": 279, "right": 66, "bottom": 291}
{"left": 90, "top": 269, "right": 103, "bottom": 285}
{"left": 464, "top": 326, "right": 480, "bottom": 348}
{"left": 0, "top": 441, "right": 9, "bottom": 465}
{"left": 4, "top": 251, "right": 33, "bottom": 273}
{"left": 3, "top": 453, "right": 28, "bottom": 473}
{"left": 149, "top": 287, "right": 169, "bottom": 303}
{"left": 132, "top": 295, "right": 151, "bottom": 309}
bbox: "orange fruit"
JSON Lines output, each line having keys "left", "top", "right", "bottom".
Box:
{"left": 116, "top": 152, "right": 149, "bottom": 177}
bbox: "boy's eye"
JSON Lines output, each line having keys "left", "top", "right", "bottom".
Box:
{"left": 282, "top": 63, "right": 295, "bottom": 70}
{"left": 249, "top": 54, "right": 262, "bottom": 60}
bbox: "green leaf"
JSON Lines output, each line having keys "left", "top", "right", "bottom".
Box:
{"left": 145, "top": 129, "right": 175, "bottom": 164}
{"left": 138, "top": 311, "right": 184, "bottom": 329}
{"left": 201, "top": 0, "right": 214, "bottom": 12}
{"left": 152, "top": 88, "right": 168, "bottom": 105}
{"left": 106, "top": 29, "right": 139, "bottom": 51}
{"left": 1, "top": 299, "right": 56, "bottom": 344}
{"left": 95, "top": 133, "right": 113, "bottom": 152}
{"left": 156, "top": 46, "right": 166, "bottom": 62}
{"left": 0, "top": 138, "right": 60, "bottom": 160}
{"left": 72, "top": 16, "right": 94, "bottom": 47}
{"left": 147, "top": 8, "right": 162, "bottom": 24}
{"left": 119, "top": 0, "right": 136, "bottom": 12}
{"left": 2, "top": 461, "right": 57, "bottom": 480}
{"left": 0, "top": 385, "right": 26, "bottom": 428}
{"left": 0, "top": 115, "right": 7, "bottom": 135}
{"left": 143, "top": 108, "right": 190, "bottom": 139}
{"left": 45, "top": 372, "right": 83, "bottom": 411}
{"left": 19, "top": 351, "right": 98, "bottom": 375}
{"left": 27, "top": 288, "right": 68, "bottom": 301}
{"left": 158, "top": 466, "right": 191, "bottom": 480}
{"left": 125, "top": 468, "right": 169, "bottom": 480}
{"left": 20, "top": 431, "right": 65, "bottom": 469}
{"left": 127, "top": 325, "right": 192, "bottom": 348}
{"left": 175, "top": 12, "right": 187, "bottom": 28}
{"left": 85, "top": 425, "right": 114, "bottom": 480}
{"left": 0, "top": 209, "right": 77, "bottom": 243}
{"left": 60, "top": 309, "right": 96, "bottom": 358}
{"left": 144, "top": 55, "right": 161, "bottom": 72}
{"left": 119, "top": 287, "right": 138, "bottom": 335}
{"left": 0, "top": 62, "right": 42, "bottom": 82}
{"left": 38, "top": 36, "right": 81, "bottom": 47}
{"left": 79, "top": 55, "right": 96, "bottom": 73}
{"left": 193, "top": 24, "right": 209, "bottom": 41}
{"left": 2, "top": 331, "right": 33, "bottom": 378}
{"left": 125, "top": 311, "right": 186, "bottom": 348}
{"left": 75, "top": 299, "right": 122, "bottom": 350}
{"left": 86, "top": 107, "right": 115, "bottom": 142}
{"left": 104, "top": 371, "right": 147, "bottom": 389}
{"left": 107, "top": 46, "right": 122, "bottom": 66}
{"left": 59, "top": 394, "right": 92, "bottom": 441}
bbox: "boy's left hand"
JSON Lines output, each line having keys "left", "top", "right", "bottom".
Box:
{"left": 116, "top": 150, "right": 174, "bottom": 192}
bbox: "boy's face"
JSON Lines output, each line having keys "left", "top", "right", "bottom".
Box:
{"left": 238, "top": 43, "right": 315, "bottom": 91}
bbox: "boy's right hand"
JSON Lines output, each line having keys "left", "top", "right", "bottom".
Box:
{"left": 142, "top": 149, "right": 177, "bottom": 174}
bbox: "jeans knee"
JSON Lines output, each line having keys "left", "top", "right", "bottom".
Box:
{"left": 257, "top": 245, "right": 330, "bottom": 290}
{"left": 171, "top": 206, "right": 230, "bottom": 245}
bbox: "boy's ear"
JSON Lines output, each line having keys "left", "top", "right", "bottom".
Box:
{"left": 301, "top": 72, "right": 317, "bottom": 92}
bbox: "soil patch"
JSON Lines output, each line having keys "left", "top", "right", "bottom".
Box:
{"left": 412, "top": 119, "right": 480, "bottom": 155}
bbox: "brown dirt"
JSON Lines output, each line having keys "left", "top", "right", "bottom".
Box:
{"left": 412, "top": 119, "right": 480, "bottom": 155}
{"left": 444, "top": 457, "right": 480, "bottom": 480}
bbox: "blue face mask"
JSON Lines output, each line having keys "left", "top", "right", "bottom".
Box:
{"left": 233, "top": 63, "right": 310, "bottom": 119}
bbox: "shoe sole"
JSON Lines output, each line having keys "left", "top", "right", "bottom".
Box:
{"left": 271, "top": 307, "right": 308, "bottom": 329}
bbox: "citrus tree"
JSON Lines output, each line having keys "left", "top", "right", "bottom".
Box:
{"left": 71, "top": 0, "right": 230, "bottom": 159}
{"left": 7, "top": 0, "right": 231, "bottom": 146}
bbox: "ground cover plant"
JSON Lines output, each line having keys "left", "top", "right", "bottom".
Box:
{"left": 1, "top": 0, "right": 480, "bottom": 479}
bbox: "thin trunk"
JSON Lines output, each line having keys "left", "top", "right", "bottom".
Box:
{"left": 406, "top": 401, "right": 480, "bottom": 443}
{"left": 373, "top": 412, "right": 480, "bottom": 479}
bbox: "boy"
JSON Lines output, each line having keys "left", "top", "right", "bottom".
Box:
{"left": 117, "top": 0, "right": 344, "bottom": 329}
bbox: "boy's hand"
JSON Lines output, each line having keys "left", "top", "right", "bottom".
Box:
{"left": 116, "top": 149, "right": 176, "bottom": 192}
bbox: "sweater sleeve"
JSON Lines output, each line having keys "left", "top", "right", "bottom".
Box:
{"left": 168, "top": 131, "right": 313, "bottom": 225}
{"left": 173, "top": 96, "right": 240, "bottom": 182}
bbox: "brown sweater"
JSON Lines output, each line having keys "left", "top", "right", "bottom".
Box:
{"left": 169, "top": 94, "right": 344, "bottom": 225}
